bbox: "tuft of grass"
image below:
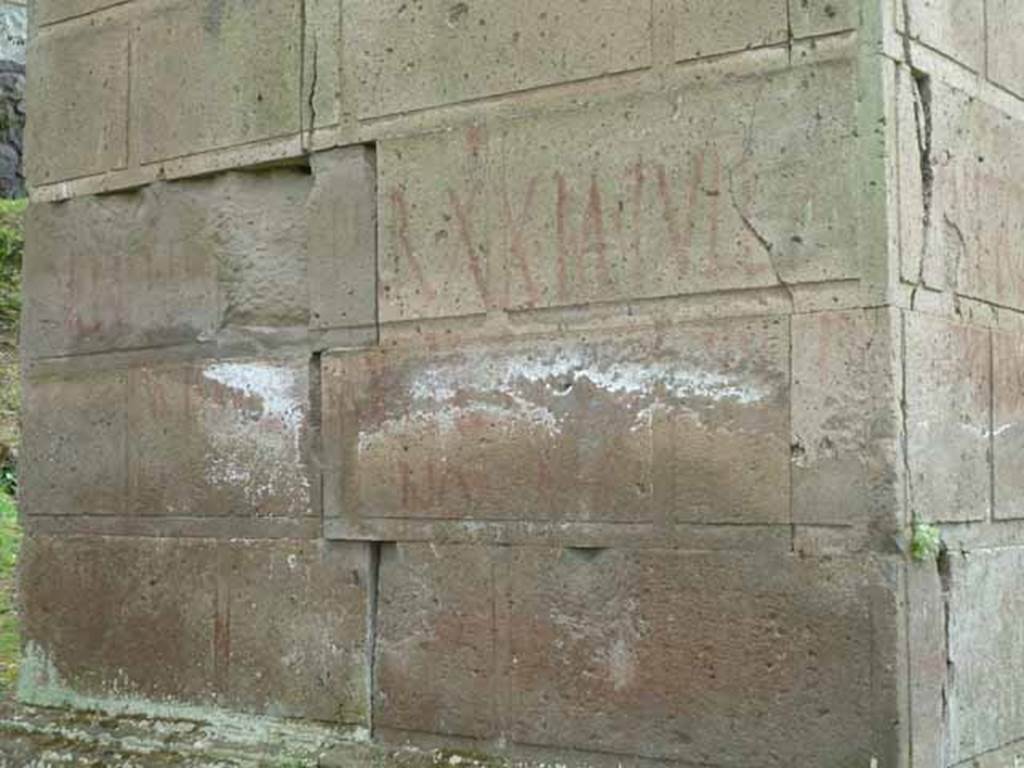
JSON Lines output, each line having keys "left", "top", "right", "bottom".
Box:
{"left": 0, "top": 489, "right": 19, "bottom": 694}
{"left": 911, "top": 522, "right": 942, "bottom": 562}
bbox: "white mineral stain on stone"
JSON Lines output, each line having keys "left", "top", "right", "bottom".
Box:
{"left": 200, "top": 362, "right": 309, "bottom": 506}
{"left": 409, "top": 350, "right": 764, "bottom": 405}
{"left": 202, "top": 362, "right": 304, "bottom": 430}
{"left": 363, "top": 349, "right": 765, "bottom": 452}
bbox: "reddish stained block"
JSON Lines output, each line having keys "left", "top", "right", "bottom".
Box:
{"left": 21, "top": 367, "right": 129, "bottom": 517}
{"left": 377, "top": 59, "right": 860, "bottom": 322}
{"left": 994, "top": 331, "right": 1024, "bottom": 520}
{"left": 19, "top": 535, "right": 371, "bottom": 723}
{"left": 373, "top": 544, "right": 901, "bottom": 765}
{"left": 128, "top": 358, "right": 315, "bottom": 519}
{"left": 22, "top": 356, "right": 315, "bottom": 522}
{"left": 323, "top": 318, "right": 789, "bottom": 538}
{"left": 373, "top": 544, "right": 497, "bottom": 739}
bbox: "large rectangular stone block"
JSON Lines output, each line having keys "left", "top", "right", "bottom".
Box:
{"left": 791, "top": 309, "right": 902, "bottom": 528}
{"left": 994, "top": 331, "right": 1024, "bottom": 520}
{"left": 22, "top": 188, "right": 220, "bottom": 359}
{"left": 323, "top": 318, "right": 790, "bottom": 542}
{"left": 674, "top": 0, "right": 787, "bottom": 62}
{"left": 905, "top": 313, "right": 991, "bottom": 523}
{"left": 23, "top": 356, "right": 316, "bottom": 524}
{"left": 904, "top": 0, "right": 984, "bottom": 71}
{"left": 907, "top": 79, "right": 1024, "bottom": 311}
{"left": 18, "top": 535, "right": 371, "bottom": 724}
{"left": 308, "top": 147, "right": 378, "bottom": 331}
{"left": 25, "top": 15, "right": 128, "bottom": 184}
{"left": 374, "top": 544, "right": 902, "bottom": 765}
{"left": 23, "top": 151, "right": 376, "bottom": 360}
{"left": 377, "top": 58, "right": 860, "bottom": 322}
{"left": 342, "top": 0, "right": 652, "bottom": 119}
{"left": 946, "top": 548, "right": 1024, "bottom": 764}
{"left": 21, "top": 366, "right": 128, "bottom": 517}
{"left": 373, "top": 543, "right": 496, "bottom": 739}
{"left": 133, "top": 0, "right": 302, "bottom": 163}
{"left": 987, "top": 0, "right": 1024, "bottom": 96}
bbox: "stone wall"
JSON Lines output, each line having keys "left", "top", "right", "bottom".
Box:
{"left": 13, "top": 0, "right": 1024, "bottom": 765}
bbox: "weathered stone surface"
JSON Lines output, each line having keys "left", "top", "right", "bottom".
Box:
{"left": 22, "top": 187, "right": 220, "bottom": 358}
{"left": 304, "top": 0, "right": 341, "bottom": 130}
{"left": 789, "top": 0, "right": 859, "bottom": 38}
{"left": 377, "top": 59, "right": 860, "bottom": 322}
{"left": 25, "top": 15, "right": 128, "bottom": 184}
{"left": 323, "top": 318, "right": 790, "bottom": 540}
{"left": 905, "top": 313, "right": 991, "bottom": 523}
{"left": 374, "top": 544, "right": 901, "bottom": 765}
{"left": 374, "top": 543, "right": 495, "bottom": 739}
{"left": 18, "top": 535, "right": 371, "bottom": 724}
{"left": 675, "top": 0, "right": 787, "bottom": 61}
{"left": 904, "top": 0, "right": 984, "bottom": 72}
{"left": 343, "top": 0, "right": 652, "bottom": 119}
{"left": 21, "top": 366, "right": 128, "bottom": 517}
{"left": 906, "top": 562, "right": 948, "bottom": 768}
{"left": 946, "top": 548, "right": 1024, "bottom": 764}
{"left": 208, "top": 168, "right": 310, "bottom": 327}
{"left": 907, "top": 79, "right": 1024, "bottom": 310}
{"left": 994, "top": 331, "right": 1024, "bottom": 520}
{"left": 33, "top": 1, "right": 125, "bottom": 27}
{"left": 23, "top": 357, "right": 315, "bottom": 523}
{"left": 791, "top": 309, "right": 902, "bottom": 529}
{"left": 987, "top": 0, "right": 1024, "bottom": 96}
{"left": 308, "top": 147, "right": 378, "bottom": 332}
{"left": 133, "top": 0, "right": 302, "bottom": 163}
{"left": 23, "top": 153, "right": 375, "bottom": 359}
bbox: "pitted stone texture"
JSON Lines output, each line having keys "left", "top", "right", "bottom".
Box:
{"left": 378, "top": 59, "right": 860, "bottom": 322}
{"left": 210, "top": 168, "right": 311, "bottom": 327}
{"left": 946, "top": 548, "right": 1024, "bottom": 764}
{"left": 25, "top": 15, "right": 128, "bottom": 184}
{"left": 18, "top": 535, "right": 371, "bottom": 724}
{"left": 133, "top": 0, "right": 301, "bottom": 163}
{"left": 791, "top": 309, "right": 902, "bottom": 529}
{"left": 789, "top": 0, "right": 859, "bottom": 37}
{"left": 674, "top": 0, "right": 787, "bottom": 61}
{"left": 905, "top": 313, "right": 991, "bottom": 523}
{"left": 343, "top": 0, "right": 651, "bottom": 119}
{"left": 23, "top": 188, "right": 219, "bottom": 358}
{"left": 903, "top": 79, "right": 1024, "bottom": 310}
{"left": 23, "top": 357, "right": 315, "bottom": 522}
{"left": 373, "top": 543, "right": 495, "bottom": 739}
{"left": 33, "top": 1, "right": 127, "bottom": 26}
{"left": 994, "top": 331, "right": 1024, "bottom": 520}
{"left": 23, "top": 152, "right": 376, "bottom": 359}
{"left": 987, "top": 0, "right": 1024, "bottom": 96}
{"left": 374, "top": 544, "right": 901, "bottom": 765}
{"left": 308, "top": 147, "right": 378, "bottom": 331}
{"left": 904, "top": 0, "right": 984, "bottom": 72}
{"left": 323, "top": 318, "right": 790, "bottom": 539}
{"left": 21, "top": 366, "right": 128, "bottom": 517}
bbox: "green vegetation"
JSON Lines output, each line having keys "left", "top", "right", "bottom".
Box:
{"left": 0, "top": 489, "right": 18, "bottom": 694}
{"left": 0, "top": 198, "right": 25, "bottom": 331}
{"left": 0, "top": 197, "right": 23, "bottom": 698}
{"left": 911, "top": 522, "right": 943, "bottom": 562}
